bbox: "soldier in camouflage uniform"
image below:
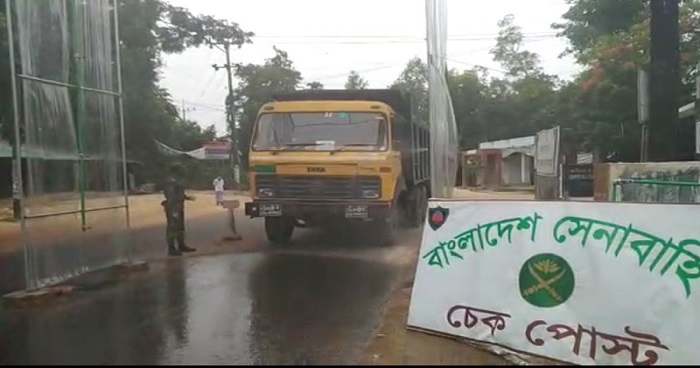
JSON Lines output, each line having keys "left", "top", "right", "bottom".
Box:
{"left": 162, "top": 163, "right": 196, "bottom": 256}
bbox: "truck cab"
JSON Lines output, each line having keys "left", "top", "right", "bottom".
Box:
{"left": 244, "top": 89, "right": 430, "bottom": 246}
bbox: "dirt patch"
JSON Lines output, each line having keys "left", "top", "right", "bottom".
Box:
{"left": 0, "top": 191, "right": 247, "bottom": 255}
{"left": 452, "top": 188, "right": 535, "bottom": 201}
{"left": 362, "top": 282, "right": 511, "bottom": 365}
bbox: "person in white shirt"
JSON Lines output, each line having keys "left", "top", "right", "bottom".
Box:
{"left": 213, "top": 176, "right": 225, "bottom": 206}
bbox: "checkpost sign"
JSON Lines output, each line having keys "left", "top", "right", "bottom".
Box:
{"left": 406, "top": 200, "right": 700, "bottom": 365}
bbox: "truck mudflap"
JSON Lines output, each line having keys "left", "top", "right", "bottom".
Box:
{"left": 245, "top": 200, "right": 391, "bottom": 220}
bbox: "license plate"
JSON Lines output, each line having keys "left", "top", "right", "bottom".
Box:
{"left": 259, "top": 204, "right": 282, "bottom": 217}
{"left": 345, "top": 205, "right": 368, "bottom": 219}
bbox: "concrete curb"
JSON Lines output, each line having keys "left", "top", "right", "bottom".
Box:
{"left": 2, "top": 261, "right": 149, "bottom": 308}
{"left": 114, "top": 261, "right": 150, "bottom": 275}
{"left": 3, "top": 285, "right": 78, "bottom": 308}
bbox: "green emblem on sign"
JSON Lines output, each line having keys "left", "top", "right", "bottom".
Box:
{"left": 519, "top": 253, "right": 575, "bottom": 308}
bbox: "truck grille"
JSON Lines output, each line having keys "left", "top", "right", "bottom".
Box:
{"left": 255, "top": 175, "right": 381, "bottom": 200}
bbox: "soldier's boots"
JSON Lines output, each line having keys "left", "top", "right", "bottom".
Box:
{"left": 177, "top": 234, "right": 196, "bottom": 253}
{"left": 167, "top": 242, "right": 195, "bottom": 256}
{"left": 179, "top": 245, "right": 196, "bottom": 253}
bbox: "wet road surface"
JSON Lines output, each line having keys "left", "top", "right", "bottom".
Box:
{"left": 0, "top": 216, "right": 419, "bottom": 365}
{"left": 0, "top": 208, "right": 233, "bottom": 295}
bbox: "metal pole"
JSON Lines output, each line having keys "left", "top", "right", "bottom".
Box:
{"left": 16, "top": 74, "right": 120, "bottom": 96}
{"left": 638, "top": 68, "right": 650, "bottom": 162}
{"left": 112, "top": 0, "right": 132, "bottom": 261}
{"left": 70, "top": 0, "right": 88, "bottom": 232}
{"left": 695, "top": 63, "right": 700, "bottom": 159}
{"left": 6, "top": 0, "right": 33, "bottom": 290}
{"left": 648, "top": 0, "right": 680, "bottom": 162}
{"left": 223, "top": 43, "right": 239, "bottom": 188}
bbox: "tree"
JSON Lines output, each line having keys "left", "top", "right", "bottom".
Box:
{"left": 491, "top": 15, "right": 544, "bottom": 79}
{"left": 575, "top": 1, "right": 700, "bottom": 88}
{"left": 552, "top": 0, "right": 647, "bottom": 61}
{"left": 479, "top": 16, "right": 559, "bottom": 142}
{"left": 306, "top": 81, "right": 324, "bottom": 90}
{"left": 549, "top": 0, "right": 700, "bottom": 161}
{"left": 447, "top": 68, "right": 489, "bottom": 148}
{"left": 154, "top": 2, "right": 254, "bottom": 53}
{"left": 345, "top": 70, "right": 368, "bottom": 90}
{"left": 389, "top": 57, "right": 429, "bottom": 122}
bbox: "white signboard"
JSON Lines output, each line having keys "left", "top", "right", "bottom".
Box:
{"left": 408, "top": 200, "right": 700, "bottom": 365}
{"left": 535, "top": 126, "right": 560, "bottom": 176}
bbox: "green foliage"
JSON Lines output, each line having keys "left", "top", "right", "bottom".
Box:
{"left": 491, "top": 15, "right": 544, "bottom": 78}
{"left": 306, "top": 81, "right": 324, "bottom": 90}
{"left": 155, "top": 2, "right": 253, "bottom": 53}
{"left": 441, "top": 15, "right": 562, "bottom": 152}
{"left": 552, "top": 0, "right": 700, "bottom": 161}
{"left": 552, "top": 0, "right": 647, "bottom": 61}
{"left": 344, "top": 70, "right": 368, "bottom": 90}
{"left": 389, "top": 57, "right": 429, "bottom": 122}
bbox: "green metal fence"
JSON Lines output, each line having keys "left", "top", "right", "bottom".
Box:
{"left": 611, "top": 178, "right": 700, "bottom": 202}
{"left": 6, "top": 0, "right": 130, "bottom": 291}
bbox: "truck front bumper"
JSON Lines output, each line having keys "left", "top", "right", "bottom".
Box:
{"left": 245, "top": 200, "right": 391, "bottom": 221}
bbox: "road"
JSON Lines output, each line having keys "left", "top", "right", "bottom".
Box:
{"left": 0, "top": 192, "right": 421, "bottom": 365}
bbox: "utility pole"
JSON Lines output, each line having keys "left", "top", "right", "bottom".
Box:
{"left": 212, "top": 42, "right": 239, "bottom": 188}
{"left": 181, "top": 99, "right": 195, "bottom": 121}
{"left": 695, "top": 63, "right": 700, "bottom": 159}
{"left": 648, "top": 0, "right": 680, "bottom": 162}
{"left": 638, "top": 68, "right": 650, "bottom": 162}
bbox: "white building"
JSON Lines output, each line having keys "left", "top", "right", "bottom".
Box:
{"left": 462, "top": 135, "right": 535, "bottom": 188}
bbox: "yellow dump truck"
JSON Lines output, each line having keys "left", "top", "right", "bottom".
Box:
{"left": 244, "top": 89, "right": 430, "bottom": 245}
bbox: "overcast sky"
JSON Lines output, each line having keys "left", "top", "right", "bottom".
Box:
{"left": 159, "top": 0, "right": 580, "bottom": 135}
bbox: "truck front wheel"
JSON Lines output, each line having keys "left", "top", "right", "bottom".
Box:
{"left": 265, "top": 216, "right": 294, "bottom": 245}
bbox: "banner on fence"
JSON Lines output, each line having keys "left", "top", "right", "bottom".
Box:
{"left": 407, "top": 200, "right": 700, "bottom": 365}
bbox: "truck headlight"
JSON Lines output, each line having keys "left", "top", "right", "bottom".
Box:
{"left": 361, "top": 189, "right": 379, "bottom": 199}
{"left": 258, "top": 188, "right": 275, "bottom": 197}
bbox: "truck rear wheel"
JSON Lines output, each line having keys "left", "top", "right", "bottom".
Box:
{"left": 415, "top": 185, "right": 428, "bottom": 226}
{"left": 407, "top": 185, "right": 428, "bottom": 228}
{"left": 265, "top": 216, "right": 294, "bottom": 245}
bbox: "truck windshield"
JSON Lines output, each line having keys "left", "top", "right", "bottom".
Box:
{"left": 252, "top": 112, "right": 388, "bottom": 151}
